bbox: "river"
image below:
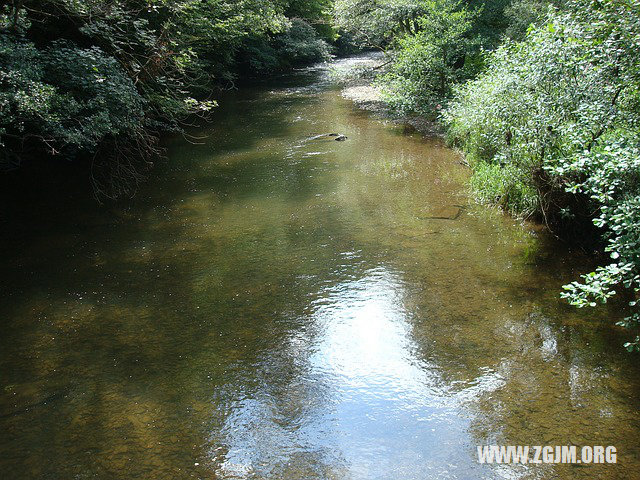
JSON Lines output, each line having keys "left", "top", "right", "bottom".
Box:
{"left": 1, "top": 55, "right": 639, "bottom": 479}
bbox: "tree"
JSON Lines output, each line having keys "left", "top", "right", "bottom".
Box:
{"left": 333, "top": 0, "right": 426, "bottom": 48}
{"left": 0, "top": 0, "right": 331, "bottom": 198}
{"left": 377, "top": 0, "right": 478, "bottom": 115}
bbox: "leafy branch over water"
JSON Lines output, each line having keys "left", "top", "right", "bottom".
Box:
{"left": 0, "top": 0, "right": 333, "bottom": 199}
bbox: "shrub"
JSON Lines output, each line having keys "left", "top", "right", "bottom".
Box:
{"left": 0, "top": 34, "right": 146, "bottom": 158}
{"left": 444, "top": 0, "right": 640, "bottom": 348}
{"left": 275, "top": 18, "right": 332, "bottom": 67}
{"left": 376, "top": 0, "right": 478, "bottom": 116}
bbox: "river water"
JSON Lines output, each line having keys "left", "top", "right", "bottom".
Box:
{"left": 1, "top": 56, "right": 639, "bottom": 479}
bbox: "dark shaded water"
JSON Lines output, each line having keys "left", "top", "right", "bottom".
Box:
{"left": 1, "top": 57, "right": 639, "bottom": 479}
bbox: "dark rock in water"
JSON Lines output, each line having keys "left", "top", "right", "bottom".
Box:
{"left": 0, "top": 388, "right": 68, "bottom": 419}
{"left": 418, "top": 206, "right": 463, "bottom": 220}
{"left": 307, "top": 133, "right": 346, "bottom": 142}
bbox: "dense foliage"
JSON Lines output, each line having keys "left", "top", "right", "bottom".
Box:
{"left": 376, "top": 0, "right": 478, "bottom": 116}
{"left": 334, "top": 0, "right": 533, "bottom": 115}
{"left": 445, "top": 0, "right": 640, "bottom": 349}
{"left": 1, "top": 0, "right": 332, "bottom": 198}
{"left": 333, "top": 0, "right": 426, "bottom": 48}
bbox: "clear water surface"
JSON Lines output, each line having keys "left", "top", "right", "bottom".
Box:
{"left": 1, "top": 56, "right": 639, "bottom": 480}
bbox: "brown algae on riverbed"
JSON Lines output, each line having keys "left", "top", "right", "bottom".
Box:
{"left": 0, "top": 55, "right": 639, "bottom": 479}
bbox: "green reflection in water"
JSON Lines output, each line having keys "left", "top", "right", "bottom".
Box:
{"left": 1, "top": 58, "right": 639, "bottom": 479}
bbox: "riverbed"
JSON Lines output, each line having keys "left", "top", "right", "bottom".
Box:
{"left": 1, "top": 55, "right": 639, "bottom": 479}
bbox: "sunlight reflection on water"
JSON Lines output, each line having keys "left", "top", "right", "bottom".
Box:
{"left": 212, "top": 267, "right": 498, "bottom": 479}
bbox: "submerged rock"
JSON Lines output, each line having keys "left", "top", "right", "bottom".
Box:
{"left": 419, "top": 206, "right": 463, "bottom": 220}
{"left": 305, "top": 133, "right": 348, "bottom": 142}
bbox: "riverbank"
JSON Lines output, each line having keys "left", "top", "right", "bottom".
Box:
{"left": 331, "top": 53, "right": 444, "bottom": 137}
{"left": 331, "top": 50, "right": 640, "bottom": 350}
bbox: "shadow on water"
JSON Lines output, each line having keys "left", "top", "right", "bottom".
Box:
{"left": 1, "top": 56, "right": 640, "bottom": 479}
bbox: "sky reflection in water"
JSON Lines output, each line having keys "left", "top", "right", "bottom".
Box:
{"left": 214, "top": 267, "right": 497, "bottom": 479}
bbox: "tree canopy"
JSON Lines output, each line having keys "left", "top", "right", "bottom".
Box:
{"left": 1, "top": 0, "right": 332, "bottom": 197}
